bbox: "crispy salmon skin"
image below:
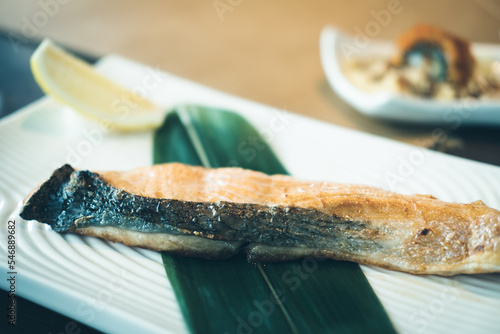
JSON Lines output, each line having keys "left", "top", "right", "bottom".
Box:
{"left": 20, "top": 163, "right": 500, "bottom": 276}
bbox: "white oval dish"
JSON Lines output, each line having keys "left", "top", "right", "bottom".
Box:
{"left": 319, "top": 26, "right": 500, "bottom": 125}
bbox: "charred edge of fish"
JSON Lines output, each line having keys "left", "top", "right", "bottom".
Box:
{"left": 20, "top": 164, "right": 75, "bottom": 225}
{"left": 20, "top": 165, "right": 383, "bottom": 251}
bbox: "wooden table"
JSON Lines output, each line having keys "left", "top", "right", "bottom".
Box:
{"left": 0, "top": 1, "right": 499, "bottom": 332}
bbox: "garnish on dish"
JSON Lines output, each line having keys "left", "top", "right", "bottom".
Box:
{"left": 31, "top": 39, "right": 166, "bottom": 131}
{"left": 20, "top": 163, "right": 500, "bottom": 276}
{"left": 343, "top": 24, "right": 500, "bottom": 99}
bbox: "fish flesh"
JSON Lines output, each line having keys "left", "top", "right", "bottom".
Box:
{"left": 20, "top": 163, "right": 500, "bottom": 276}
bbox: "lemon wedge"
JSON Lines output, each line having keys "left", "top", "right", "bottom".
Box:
{"left": 30, "top": 39, "right": 166, "bottom": 131}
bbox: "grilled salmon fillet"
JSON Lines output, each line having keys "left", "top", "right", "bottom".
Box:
{"left": 20, "top": 163, "right": 500, "bottom": 276}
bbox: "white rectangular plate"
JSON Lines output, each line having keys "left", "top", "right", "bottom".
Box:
{"left": 1, "top": 55, "right": 499, "bottom": 334}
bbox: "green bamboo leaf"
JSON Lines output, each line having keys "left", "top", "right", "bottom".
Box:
{"left": 153, "top": 111, "right": 203, "bottom": 167}
{"left": 260, "top": 261, "right": 396, "bottom": 333}
{"left": 154, "top": 109, "right": 293, "bottom": 334}
{"left": 153, "top": 105, "right": 396, "bottom": 334}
